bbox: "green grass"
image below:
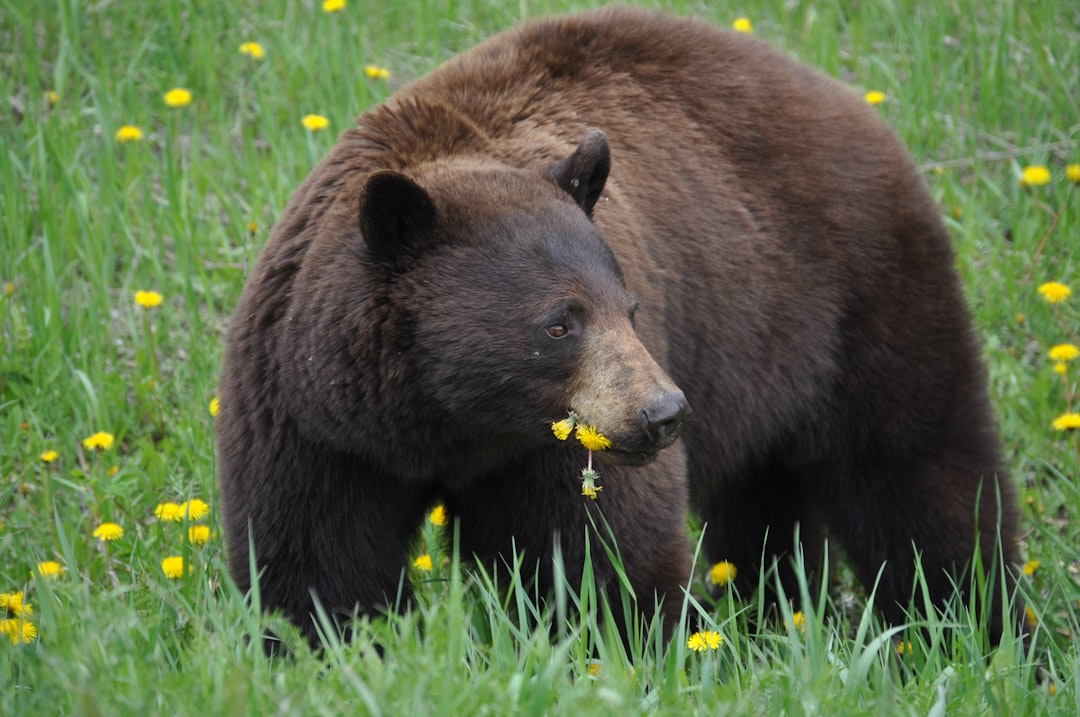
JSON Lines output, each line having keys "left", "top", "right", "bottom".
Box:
{"left": 1, "top": 0, "right": 1078, "bottom": 713}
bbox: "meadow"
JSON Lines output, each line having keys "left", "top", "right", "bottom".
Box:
{"left": 1, "top": 0, "right": 1078, "bottom": 714}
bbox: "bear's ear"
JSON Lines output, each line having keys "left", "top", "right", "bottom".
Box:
{"left": 546, "top": 128, "right": 611, "bottom": 217}
{"left": 358, "top": 170, "right": 437, "bottom": 264}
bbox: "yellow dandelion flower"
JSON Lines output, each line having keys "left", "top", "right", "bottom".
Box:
{"left": 1020, "top": 165, "right": 1051, "bottom": 187}
{"left": 239, "top": 41, "right": 265, "bottom": 60}
{"left": 1037, "top": 281, "right": 1071, "bottom": 304}
{"left": 413, "top": 554, "right": 433, "bottom": 572}
{"left": 587, "top": 660, "right": 602, "bottom": 676}
{"left": 1015, "top": 312, "right": 1026, "bottom": 324}
{"left": 896, "top": 640, "right": 913, "bottom": 656}
{"left": 687, "top": 630, "right": 723, "bottom": 652}
{"left": 4, "top": 282, "right": 13, "bottom": 295}
{"left": 1049, "top": 344, "right": 1080, "bottom": 363}
{"left": 708, "top": 560, "right": 737, "bottom": 587}
{"left": 1, "top": 619, "right": 38, "bottom": 644}
{"left": 864, "top": 90, "right": 886, "bottom": 105}
{"left": 93, "top": 522, "right": 124, "bottom": 541}
{"left": 154, "top": 502, "right": 184, "bottom": 522}
{"left": 82, "top": 431, "right": 115, "bottom": 452}
{"left": 1067, "top": 164, "right": 1080, "bottom": 184}
{"left": 180, "top": 499, "right": 210, "bottom": 521}
{"left": 135, "top": 290, "right": 163, "bottom": 308}
{"left": 1050, "top": 682, "right": 1058, "bottom": 696}
{"left": 1052, "top": 413, "right": 1080, "bottom": 431}
{"left": 115, "top": 125, "right": 144, "bottom": 143}
{"left": 46, "top": 90, "right": 58, "bottom": 104}
{"left": 580, "top": 467, "right": 602, "bottom": 500}
{"left": 246, "top": 222, "right": 259, "bottom": 234}
{"left": 164, "top": 88, "right": 192, "bottom": 108}
{"left": 161, "top": 556, "right": 189, "bottom": 579}
{"left": 208, "top": 397, "right": 220, "bottom": 417}
{"left": 302, "top": 114, "right": 330, "bottom": 131}
{"left": 35, "top": 561, "right": 62, "bottom": 579}
{"left": 732, "top": 18, "right": 753, "bottom": 34}
{"left": 788, "top": 611, "right": 806, "bottom": 631}
{"left": 1054, "top": 363, "right": 1068, "bottom": 375}
{"left": 551, "top": 417, "right": 575, "bottom": 441}
{"left": 1023, "top": 559, "right": 1041, "bottom": 576}
{"left": 429, "top": 505, "right": 448, "bottom": 526}
{"left": 40, "top": 450, "right": 59, "bottom": 463}
{"left": 364, "top": 65, "right": 391, "bottom": 80}
{"left": 188, "top": 525, "right": 211, "bottom": 545}
{"left": 0, "top": 592, "right": 31, "bottom": 617}
{"left": 322, "top": 0, "right": 346, "bottom": 12}
{"left": 1025, "top": 605, "right": 1037, "bottom": 626}
{"left": 575, "top": 424, "right": 612, "bottom": 451}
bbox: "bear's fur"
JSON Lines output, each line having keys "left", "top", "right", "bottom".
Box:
{"left": 217, "top": 6, "right": 1021, "bottom": 646}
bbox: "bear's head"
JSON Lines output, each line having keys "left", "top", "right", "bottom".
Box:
{"left": 349, "top": 129, "right": 689, "bottom": 474}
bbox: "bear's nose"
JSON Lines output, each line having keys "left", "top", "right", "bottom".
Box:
{"left": 641, "top": 390, "right": 691, "bottom": 448}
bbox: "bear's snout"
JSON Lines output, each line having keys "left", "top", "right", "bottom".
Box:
{"left": 641, "top": 390, "right": 690, "bottom": 450}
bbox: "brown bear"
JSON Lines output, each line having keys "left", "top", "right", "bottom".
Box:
{"left": 216, "top": 6, "right": 1021, "bottom": 647}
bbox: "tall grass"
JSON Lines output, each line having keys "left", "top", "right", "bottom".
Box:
{"left": 1, "top": 0, "right": 1078, "bottom": 714}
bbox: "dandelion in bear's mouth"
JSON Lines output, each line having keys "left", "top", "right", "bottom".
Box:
{"left": 552, "top": 412, "right": 612, "bottom": 499}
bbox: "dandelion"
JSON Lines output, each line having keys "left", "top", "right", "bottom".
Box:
{"left": 239, "top": 41, "right": 265, "bottom": 60}
{"left": 1023, "top": 559, "right": 1041, "bottom": 576}
{"left": 1067, "top": 164, "right": 1080, "bottom": 184}
{"left": 161, "top": 556, "right": 189, "bottom": 579}
{"left": 107, "top": 465, "right": 119, "bottom": 477}
{"left": 0, "top": 592, "right": 30, "bottom": 616}
{"left": 580, "top": 468, "right": 602, "bottom": 500}
{"left": 708, "top": 560, "right": 737, "bottom": 587}
{"left": 413, "top": 554, "right": 433, "bottom": 572}
{"left": 180, "top": 499, "right": 210, "bottom": 521}
{"left": 209, "top": 397, "right": 220, "bottom": 417}
{"left": 1038, "top": 281, "right": 1072, "bottom": 304}
{"left": 135, "top": 290, "right": 163, "bottom": 308}
{"left": 4, "top": 282, "right": 13, "bottom": 295}
{"left": 551, "top": 416, "right": 575, "bottom": 441}
{"left": 164, "top": 88, "right": 192, "bottom": 108}
{"left": 1, "top": 619, "right": 37, "bottom": 644}
{"left": 788, "top": 611, "right": 806, "bottom": 631}
{"left": 35, "top": 561, "right": 62, "bottom": 579}
{"left": 188, "top": 525, "right": 211, "bottom": 545}
{"left": 575, "top": 424, "right": 612, "bottom": 451}
{"left": 322, "top": 0, "right": 346, "bottom": 11}
{"left": 115, "top": 125, "right": 144, "bottom": 143}
{"left": 93, "top": 522, "right": 124, "bottom": 541}
{"left": 864, "top": 90, "right": 886, "bottom": 105}
{"left": 687, "top": 630, "right": 723, "bottom": 652}
{"left": 302, "top": 114, "right": 330, "bottom": 131}
{"left": 82, "top": 431, "right": 115, "bottom": 451}
{"left": 46, "top": 90, "right": 58, "bottom": 104}
{"left": 732, "top": 18, "right": 753, "bottom": 34}
{"left": 429, "top": 505, "right": 448, "bottom": 526}
{"left": 1054, "top": 363, "right": 1067, "bottom": 376}
{"left": 1052, "top": 413, "right": 1080, "bottom": 431}
{"left": 364, "top": 65, "right": 391, "bottom": 80}
{"left": 1025, "top": 605, "right": 1038, "bottom": 626}
{"left": 154, "top": 502, "right": 184, "bottom": 522}
{"left": 1049, "top": 344, "right": 1079, "bottom": 363}
{"left": 247, "top": 222, "right": 259, "bottom": 234}
{"left": 40, "top": 450, "right": 58, "bottom": 463}
{"left": 897, "top": 640, "right": 913, "bottom": 656}
{"left": 1020, "top": 165, "right": 1051, "bottom": 187}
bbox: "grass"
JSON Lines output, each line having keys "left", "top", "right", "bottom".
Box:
{"left": 1, "top": 0, "right": 1078, "bottom": 713}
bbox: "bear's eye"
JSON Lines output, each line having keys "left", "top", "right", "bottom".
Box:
{"left": 546, "top": 324, "right": 569, "bottom": 339}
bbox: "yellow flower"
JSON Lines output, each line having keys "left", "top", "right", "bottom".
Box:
{"left": 302, "top": 114, "right": 330, "bottom": 131}
{"left": 40, "top": 450, "right": 59, "bottom": 463}
{"left": 115, "top": 125, "right": 144, "bottom": 143}
{"left": 188, "top": 525, "right": 211, "bottom": 545}
{"left": 788, "top": 611, "right": 806, "bottom": 631}
{"left": 896, "top": 640, "right": 913, "bottom": 656}
{"left": 687, "top": 630, "right": 723, "bottom": 651}
{"left": 154, "top": 502, "right": 184, "bottom": 522}
{"left": 239, "top": 41, "right": 265, "bottom": 60}
{"left": 4, "top": 282, "right": 13, "bottom": 295}
{"left": 93, "top": 522, "right": 124, "bottom": 541}
{"left": 551, "top": 417, "right": 575, "bottom": 441}
{"left": 164, "top": 88, "right": 192, "bottom": 108}
{"left": 1067, "top": 164, "right": 1080, "bottom": 184}
{"left": 575, "top": 424, "right": 612, "bottom": 451}
{"left": 322, "top": 0, "right": 346, "bottom": 11}
{"left": 181, "top": 499, "right": 210, "bottom": 521}
{"left": 209, "top": 396, "right": 220, "bottom": 417}
{"left": 732, "top": 18, "right": 753, "bottom": 34}
{"left": 1049, "top": 344, "right": 1080, "bottom": 363}
{"left": 0, "top": 592, "right": 31, "bottom": 616}
{"left": 1038, "top": 281, "right": 1072, "bottom": 304}
{"left": 864, "top": 90, "right": 886, "bottom": 105}
{"left": 161, "top": 556, "right": 189, "bottom": 579}
{"left": 46, "top": 90, "right": 59, "bottom": 104}
{"left": 1020, "top": 165, "right": 1051, "bottom": 187}
{"left": 35, "top": 561, "right": 63, "bottom": 579}
{"left": 82, "top": 431, "right": 115, "bottom": 451}
{"left": 135, "top": 290, "right": 163, "bottom": 308}
{"left": 1025, "top": 605, "right": 1038, "bottom": 626}
{"left": 1023, "top": 559, "right": 1041, "bottom": 576}
{"left": 364, "top": 65, "right": 391, "bottom": 80}
{"left": 580, "top": 467, "right": 602, "bottom": 500}
{"left": 429, "top": 505, "right": 448, "bottom": 526}
{"left": 708, "top": 560, "right": 737, "bottom": 587}
{"left": 246, "top": 222, "right": 259, "bottom": 234}
{"left": 1054, "top": 363, "right": 1068, "bottom": 375}
{"left": 1, "top": 619, "right": 37, "bottom": 644}
{"left": 1052, "top": 413, "right": 1080, "bottom": 431}
{"left": 413, "top": 554, "right": 433, "bottom": 571}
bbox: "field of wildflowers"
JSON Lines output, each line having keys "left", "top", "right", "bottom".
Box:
{"left": 1, "top": 0, "right": 1078, "bottom": 713}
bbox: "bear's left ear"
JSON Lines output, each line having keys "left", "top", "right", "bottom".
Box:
{"left": 358, "top": 170, "right": 437, "bottom": 264}
{"left": 546, "top": 128, "right": 610, "bottom": 217}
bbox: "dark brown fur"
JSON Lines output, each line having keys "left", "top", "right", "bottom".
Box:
{"left": 217, "top": 7, "right": 1021, "bottom": 646}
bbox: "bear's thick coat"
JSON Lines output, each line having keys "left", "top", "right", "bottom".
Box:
{"left": 217, "top": 7, "right": 1020, "bottom": 646}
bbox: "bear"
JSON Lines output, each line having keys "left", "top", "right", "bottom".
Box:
{"left": 216, "top": 6, "right": 1021, "bottom": 648}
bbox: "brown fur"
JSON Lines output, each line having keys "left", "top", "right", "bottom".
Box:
{"left": 217, "top": 7, "right": 1021, "bottom": 646}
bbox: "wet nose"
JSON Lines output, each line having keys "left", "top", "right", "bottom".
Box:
{"left": 641, "top": 390, "right": 691, "bottom": 448}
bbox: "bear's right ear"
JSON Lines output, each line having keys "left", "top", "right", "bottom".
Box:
{"left": 358, "top": 170, "right": 436, "bottom": 264}
{"left": 546, "top": 128, "right": 611, "bottom": 217}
